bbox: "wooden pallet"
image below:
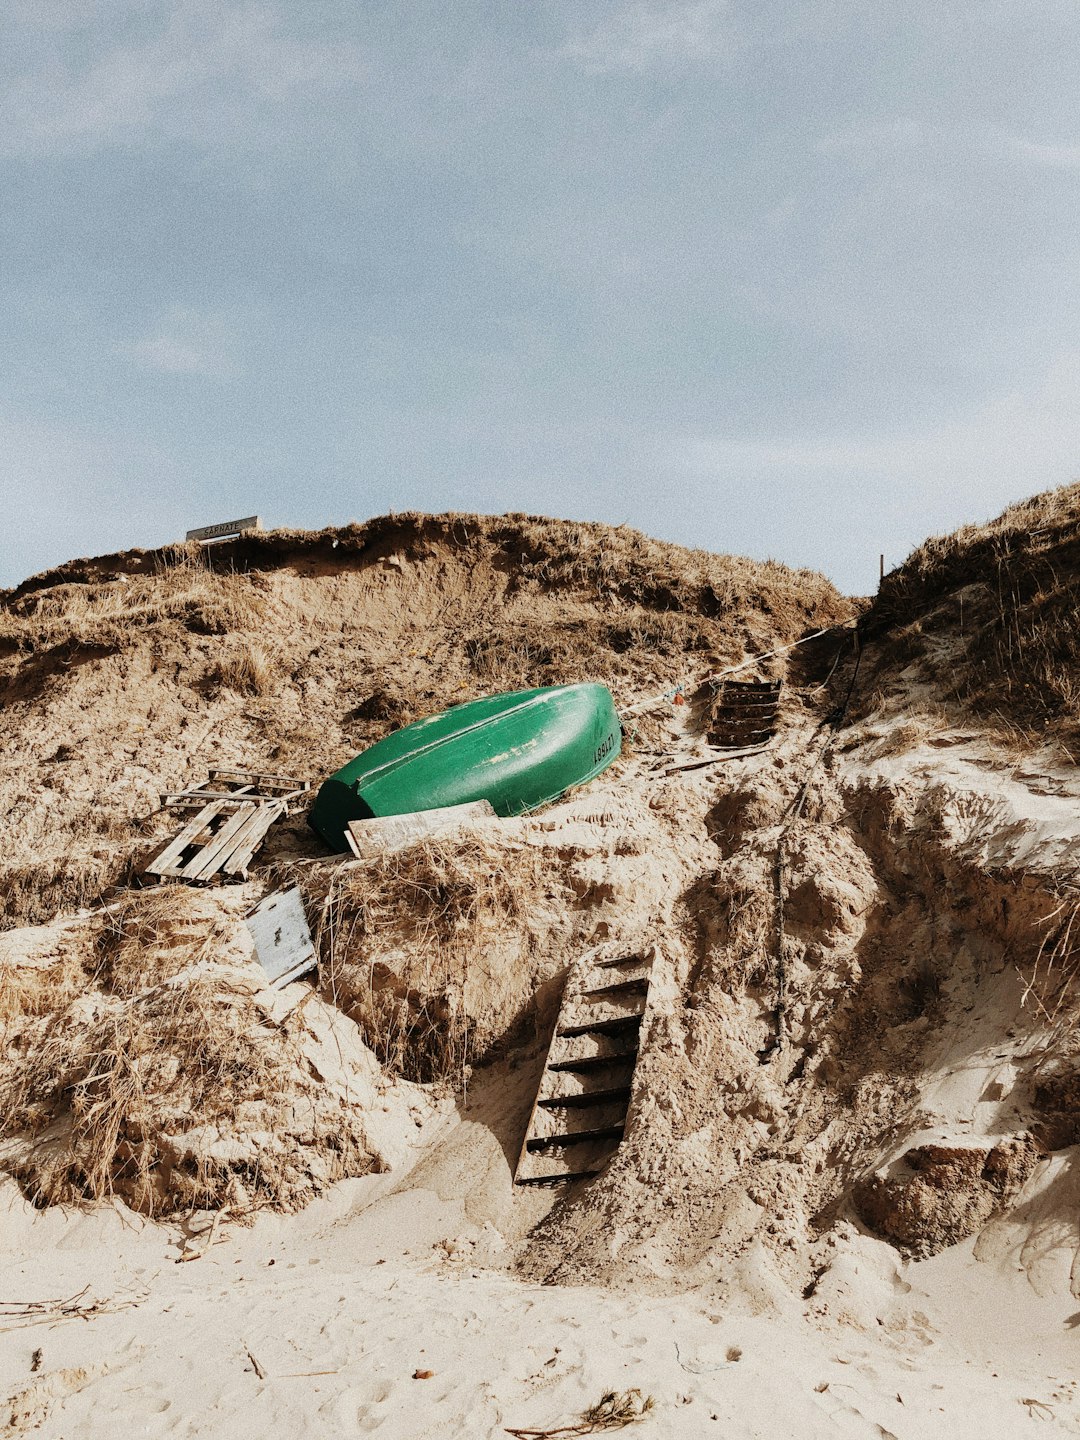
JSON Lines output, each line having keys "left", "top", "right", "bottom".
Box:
{"left": 705, "top": 678, "right": 782, "bottom": 749}
{"left": 160, "top": 768, "right": 309, "bottom": 808}
{"left": 144, "top": 768, "right": 308, "bottom": 884}
{"left": 514, "top": 953, "right": 652, "bottom": 1187}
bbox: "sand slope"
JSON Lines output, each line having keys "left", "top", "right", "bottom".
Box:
{"left": 3, "top": 497, "right": 1080, "bottom": 1435}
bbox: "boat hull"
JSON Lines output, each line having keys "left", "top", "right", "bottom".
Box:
{"left": 309, "top": 683, "right": 621, "bottom": 851}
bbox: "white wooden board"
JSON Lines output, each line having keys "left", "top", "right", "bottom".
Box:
{"left": 246, "top": 886, "right": 317, "bottom": 989}
{"left": 345, "top": 799, "right": 496, "bottom": 856}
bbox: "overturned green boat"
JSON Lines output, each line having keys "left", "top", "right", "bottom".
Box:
{"left": 309, "top": 682, "right": 621, "bottom": 851}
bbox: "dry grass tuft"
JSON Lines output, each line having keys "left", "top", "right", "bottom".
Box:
{"left": 90, "top": 888, "right": 230, "bottom": 995}
{"left": 0, "top": 887, "right": 385, "bottom": 1215}
{"left": 297, "top": 833, "right": 552, "bottom": 1082}
{"left": 205, "top": 640, "right": 278, "bottom": 697}
{"left": 506, "top": 1388, "right": 655, "bottom": 1437}
{"left": 2, "top": 974, "right": 273, "bottom": 1205}
{"left": 0, "top": 950, "right": 86, "bottom": 1029}
{"left": 0, "top": 549, "right": 264, "bottom": 652}
{"left": 580, "top": 1391, "right": 655, "bottom": 1431}
{"left": 1021, "top": 891, "right": 1080, "bottom": 1060}
{"left": 869, "top": 482, "right": 1080, "bottom": 750}
{"left": 0, "top": 853, "right": 143, "bottom": 933}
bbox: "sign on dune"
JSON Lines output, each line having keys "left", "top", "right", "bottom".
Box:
{"left": 186, "top": 515, "right": 263, "bottom": 543}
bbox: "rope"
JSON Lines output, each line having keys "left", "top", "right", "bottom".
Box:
{"left": 619, "top": 622, "right": 855, "bottom": 719}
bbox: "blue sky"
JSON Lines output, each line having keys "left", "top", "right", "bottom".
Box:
{"left": 2, "top": 1, "right": 1079, "bottom": 593}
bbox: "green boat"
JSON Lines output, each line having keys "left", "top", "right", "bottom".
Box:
{"left": 309, "top": 682, "right": 621, "bottom": 851}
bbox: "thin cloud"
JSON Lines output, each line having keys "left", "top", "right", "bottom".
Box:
{"left": 815, "top": 117, "right": 1080, "bottom": 174}
{"left": 0, "top": 1, "right": 367, "bottom": 153}
{"left": 815, "top": 118, "right": 936, "bottom": 155}
{"left": 669, "top": 351, "right": 1080, "bottom": 510}
{"left": 558, "top": 0, "right": 732, "bottom": 75}
{"left": 125, "top": 308, "right": 238, "bottom": 379}
{"left": 994, "top": 131, "right": 1080, "bottom": 171}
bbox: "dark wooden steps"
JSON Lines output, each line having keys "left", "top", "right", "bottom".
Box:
{"left": 558, "top": 1013, "right": 643, "bottom": 1040}
{"left": 516, "top": 1171, "right": 600, "bottom": 1187}
{"left": 548, "top": 1051, "right": 636, "bottom": 1075}
{"left": 526, "top": 1125, "right": 625, "bottom": 1153}
{"left": 515, "top": 953, "right": 652, "bottom": 1187}
{"left": 581, "top": 976, "right": 648, "bottom": 1001}
{"left": 538, "top": 1086, "right": 632, "bottom": 1110}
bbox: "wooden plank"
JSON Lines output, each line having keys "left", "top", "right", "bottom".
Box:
{"left": 516, "top": 1169, "right": 601, "bottom": 1187}
{"left": 346, "top": 800, "right": 496, "bottom": 856}
{"left": 161, "top": 790, "right": 270, "bottom": 808}
{"left": 529, "top": 1097, "right": 631, "bottom": 1140}
{"left": 526, "top": 1124, "right": 625, "bottom": 1153}
{"left": 210, "top": 803, "right": 279, "bottom": 879}
{"left": 538, "top": 1086, "right": 632, "bottom": 1110}
{"left": 547, "top": 1051, "right": 637, "bottom": 1076}
{"left": 219, "top": 802, "right": 283, "bottom": 877}
{"left": 144, "top": 801, "right": 227, "bottom": 877}
{"left": 581, "top": 976, "right": 648, "bottom": 1001}
{"left": 708, "top": 702, "right": 780, "bottom": 717}
{"left": 713, "top": 679, "right": 782, "bottom": 692}
{"left": 179, "top": 804, "right": 260, "bottom": 881}
{"left": 176, "top": 806, "right": 254, "bottom": 882}
{"left": 516, "top": 1133, "right": 624, "bottom": 1184}
{"left": 557, "top": 1013, "right": 643, "bottom": 1041}
{"left": 246, "top": 886, "right": 317, "bottom": 987}
{"left": 209, "top": 768, "right": 308, "bottom": 791}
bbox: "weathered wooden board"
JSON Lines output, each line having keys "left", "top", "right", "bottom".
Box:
{"left": 144, "top": 799, "right": 283, "bottom": 882}
{"left": 345, "top": 799, "right": 496, "bottom": 856}
{"left": 209, "top": 768, "right": 309, "bottom": 795}
{"left": 246, "top": 886, "right": 317, "bottom": 988}
{"left": 186, "top": 516, "right": 262, "bottom": 543}
{"left": 216, "top": 802, "right": 284, "bottom": 877}
{"left": 179, "top": 805, "right": 261, "bottom": 881}
{"left": 144, "top": 801, "right": 227, "bottom": 878}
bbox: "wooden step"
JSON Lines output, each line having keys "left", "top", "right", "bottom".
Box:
{"left": 580, "top": 976, "right": 648, "bottom": 1002}
{"left": 548, "top": 1050, "right": 637, "bottom": 1075}
{"left": 530, "top": 1098, "right": 629, "bottom": 1137}
{"left": 708, "top": 701, "right": 781, "bottom": 716}
{"left": 712, "top": 680, "right": 781, "bottom": 693}
{"left": 558, "top": 1013, "right": 643, "bottom": 1041}
{"left": 538, "top": 1085, "right": 632, "bottom": 1110}
{"left": 526, "top": 1125, "right": 625, "bottom": 1153}
{"left": 515, "top": 1170, "right": 601, "bottom": 1187}
{"left": 516, "top": 1130, "right": 624, "bottom": 1185}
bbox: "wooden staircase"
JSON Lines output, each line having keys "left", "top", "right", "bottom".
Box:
{"left": 705, "top": 678, "right": 783, "bottom": 749}
{"left": 514, "top": 953, "right": 652, "bottom": 1187}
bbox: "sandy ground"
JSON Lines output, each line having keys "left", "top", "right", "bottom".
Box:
{"left": 4, "top": 504, "right": 1080, "bottom": 1437}
{"left": 3, "top": 1172, "right": 1080, "bottom": 1439}
{"left": 4, "top": 726, "right": 1080, "bottom": 1436}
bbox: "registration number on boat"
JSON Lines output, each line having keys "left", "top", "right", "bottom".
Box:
{"left": 593, "top": 731, "right": 615, "bottom": 765}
